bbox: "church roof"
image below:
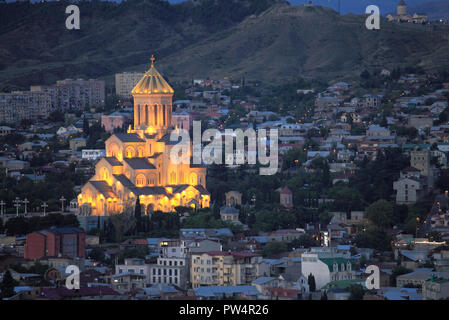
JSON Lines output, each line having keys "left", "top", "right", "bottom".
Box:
{"left": 113, "top": 174, "right": 134, "bottom": 187}
{"left": 104, "top": 157, "right": 122, "bottom": 167}
{"left": 280, "top": 186, "right": 292, "bottom": 195}
{"left": 131, "top": 56, "right": 174, "bottom": 95}
{"left": 114, "top": 133, "right": 145, "bottom": 143}
{"left": 399, "top": 0, "right": 406, "bottom": 5}
{"left": 123, "top": 158, "right": 156, "bottom": 170}
{"left": 130, "top": 186, "right": 171, "bottom": 197}
{"left": 157, "top": 133, "right": 184, "bottom": 145}
{"left": 148, "top": 152, "right": 162, "bottom": 159}
{"left": 220, "top": 206, "right": 239, "bottom": 215}
{"left": 194, "top": 184, "right": 211, "bottom": 195}
{"left": 88, "top": 181, "right": 117, "bottom": 199}
{"left": 171, "top": 184, "right": 191, "bottom": 194}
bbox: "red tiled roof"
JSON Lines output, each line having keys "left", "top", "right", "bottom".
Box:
{"left": 280, "top": 186, "right": 292, "bottom": 195}
{"left": 269, "top": 288, "right": 300, "bottom": 299}
{"left": 205, "top": 251, "right": 231, "bottom": 256}
{"left": 231, "top": 252, "right": 261, "bottom": 258}
{"left": 40, "top": 287, "right": 120, "bottom": 300}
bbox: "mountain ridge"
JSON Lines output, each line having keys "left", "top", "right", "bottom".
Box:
{"left": 0, "top": 0, "right": 448, "bottom": 89}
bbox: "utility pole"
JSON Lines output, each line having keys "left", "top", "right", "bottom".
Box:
{"left": 13, "top": 197, "right": 21, "bottom": 217}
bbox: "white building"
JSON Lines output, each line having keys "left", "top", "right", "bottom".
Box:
{"left": 82, "top": 149, "right": 106, "bottom": 161}
{"left": 301, "top": 253, "right": 356, "bottom": 290}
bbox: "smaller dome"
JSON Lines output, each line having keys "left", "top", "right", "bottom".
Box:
{"left": 131, "top": 55, "right": 174, "bottom": 95}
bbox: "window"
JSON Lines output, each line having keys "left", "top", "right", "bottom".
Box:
{"left": 189, "top": 172, "right": 197, "bottom": 185}
{"left": 136, "top": 174, "right": 146, "bottom": 187}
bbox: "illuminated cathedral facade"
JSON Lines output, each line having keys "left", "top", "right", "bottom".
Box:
{"left": 78, "top": 56, "right": 210, "bottom": 216}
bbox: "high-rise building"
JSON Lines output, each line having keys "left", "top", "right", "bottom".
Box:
{"left": 115, "top": 72, "right": 145, "bottom": 99}
{"left": 78, "top": 56, "right": 210, "bottom": 216}
{"left": 190, "top": 251, "right": 268, "bottom": 288}
{"left": 411, "top": 150, "right": 430, "bottom": 177}
{"left": 0, "top": 90, "right": 52, "bottom": 124}
{"left": 31, "top": 78, "right": 105, "bottom": 111}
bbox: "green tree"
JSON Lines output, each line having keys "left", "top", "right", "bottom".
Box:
{"left": 428, "top": 230, "right": 443, "bottom": 242}
{"left": 109, "top": 213, "right": 136, "bottom": 243}
{"left": 262, "top": 241, "right": 287, "bottom": 258}
{"left": 390, "top": 266, "right": 412, "bottom": 286}
{"left": 366, "top": 200, "right": 393, "bottom": 228}
{"left": 308, "top": 273, "right": 316, "bottom": 292}
{"left": 348, "top": 284, "right": 365, "bottom": 300}
{"left": 83, "top": 116, "right": 90, "bottom": 136}
{"left": 320, "top": 291, "right": 328, "bottom": 300}
{"left": 0, "top": 270, "right": 17, "bottom": 298}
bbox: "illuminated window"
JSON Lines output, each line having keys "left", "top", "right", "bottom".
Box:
{"left": 189, "top": 173, "right": 197, "bottom": 185}
{"left": 125, "top": 147, "right": 135, "bottom": 158}
{"left": 136, "top": 174, "right": 146, "bottom": 187}
{"left": 170, "top": 172, "right": 176, "bottom": 185}
{"left": 100, "top": 167, "right": 109, "bottom": 181}
{"left": 138, "top": 147, "right": 145, "bottom": 157}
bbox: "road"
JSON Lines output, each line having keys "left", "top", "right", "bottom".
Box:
{"left": 420, "top": 193, "right": 447, "bottom": 237}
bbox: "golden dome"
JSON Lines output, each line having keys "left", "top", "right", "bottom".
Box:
{"left": 131, "top": 55, "right": 174, "bottom": 95}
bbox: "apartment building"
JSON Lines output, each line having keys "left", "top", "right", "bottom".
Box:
{"left": 24, "top": 227, "right": 86, "bottom": 260}
{"left": 423, "top": 277, "right": 449, "bottom": 300}
{"left": 149, "top": 256, "right": 189, "bottom": 289}
{"left": 190, "top": 251, "right": 268, "bottom": 289}
{"left": 0, "top": 90, "right": 52, "bottom": 124}
{"left": 31, "top": 78, "right": 105, "bottom": 111}
{"left": 115, "top": 258, "right": 151, "bottom": 283}
{"left": 115, "top": 72, "right": 144, "bottom": 99}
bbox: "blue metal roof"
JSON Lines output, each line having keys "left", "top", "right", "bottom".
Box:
{"left": 252, "top": 277, "right": 276, "bottom": 285}
{"left": 194, "top": 286, "right": 260, "bottom": 297}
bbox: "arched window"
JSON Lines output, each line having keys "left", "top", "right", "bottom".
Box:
{"left": 125, "top": 146, "right": 135, "bottom": 158}
{"left": 148, "top": 174, "right": 156, "bottom": 186}
{"left": 100, "top": 167, "right": 109, "bottom": 181}
{"left": 189, "top": 172, "right": 197, "bottom": 185}
{"left": 333, "top": 263, "right": 338, "bottom": 272}
{"left": 137, "top": 147, "right": 145, "bottom": 157}
{"left": 347, "top": 261, "right": 351, "bottom": 271}
{"left": 170, "top": 172, "right": 176, "bottom": 185}
{"left": 136, "top": 174, "right": 146, "bottom": 187}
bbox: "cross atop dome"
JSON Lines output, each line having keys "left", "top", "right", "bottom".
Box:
{"left": 131, "top": 55, "right": 174, "bottom": 95}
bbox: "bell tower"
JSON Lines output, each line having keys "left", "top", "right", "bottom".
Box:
{"left": 131, "top": 55, "right": 174, "bottom": 134}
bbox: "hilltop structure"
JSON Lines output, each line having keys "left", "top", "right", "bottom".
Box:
{"left": 387, "top": 0, "right": 428, "bottom": 24}
{"left": 78, "top": 56, "right": 210, "bottom": 216}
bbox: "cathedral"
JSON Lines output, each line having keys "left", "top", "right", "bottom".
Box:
{"left": 78, "top": 56, "right": 210, "bottom": 216}
{"left": 386, "top": 0, "right": 428, "bottom": 24}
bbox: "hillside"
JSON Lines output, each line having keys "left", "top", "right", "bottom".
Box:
{"left": 410, "top": 1, "right": 449, "bottom": 20}
{"left": 158, "top": 4, "right": 449, "bottom": 82}
{"left": 0, "top": 0, "right": 448, "bottom": 89}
